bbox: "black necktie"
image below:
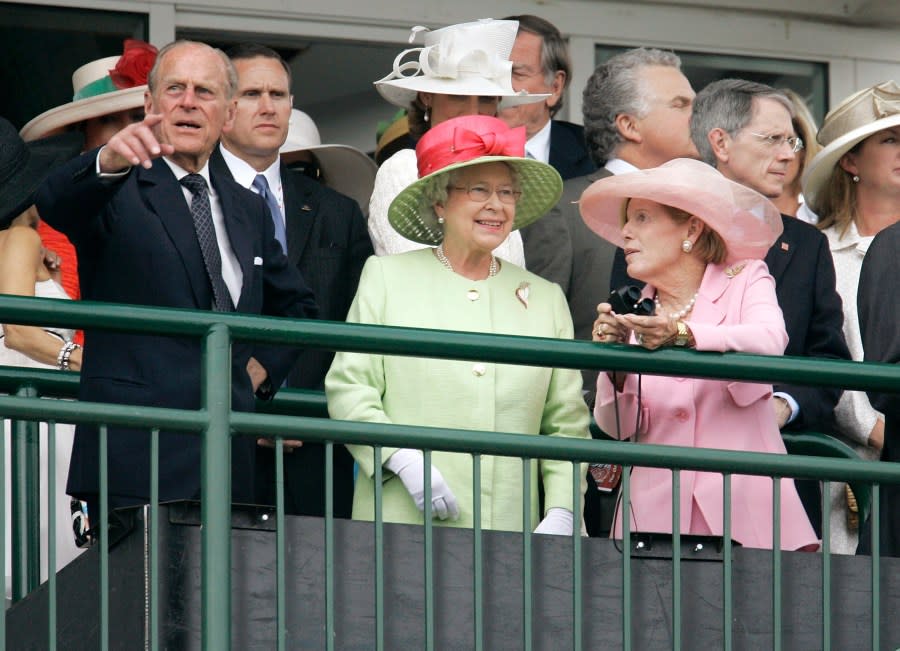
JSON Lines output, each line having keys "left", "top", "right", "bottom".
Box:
{"left": 179, "top": 174, "right": 234, "bottom": 312}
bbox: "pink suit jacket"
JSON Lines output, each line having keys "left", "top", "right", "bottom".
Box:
{"left": 594, "top": 259, "right": 819, "bottom": 550}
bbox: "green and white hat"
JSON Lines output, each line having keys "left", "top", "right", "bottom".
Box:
{"left": 20, "top": 40, "right": 157, "bottom": 142}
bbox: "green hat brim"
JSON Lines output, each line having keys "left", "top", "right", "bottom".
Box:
{"left": 387, "top": 155, "right": 563, "bottom": 246}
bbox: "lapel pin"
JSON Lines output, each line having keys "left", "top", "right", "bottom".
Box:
{"left": 516, "top": 282, "right": 530, "bottom": 308}
{"left": 781, "top": 242, "right": 790, "bottom": 251}
{"left": 301, "top": 204, "right": 312, "bottom": 212}
{"left": 253, "top": 256, "right": 263, "bottom": 266}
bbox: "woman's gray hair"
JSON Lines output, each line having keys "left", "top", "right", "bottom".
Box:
{"left": 690, "top": 79, "right": 794, "bottom": 166}
{"left": 583, "top": 48, "right": 682, "bottom": 166}
{"left": 418, "top": 164, "right": 522, "bottom": 224}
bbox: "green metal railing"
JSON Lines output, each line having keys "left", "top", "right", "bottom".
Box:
{"left": 1, "top": 294, "right": 899, "bottom": 649}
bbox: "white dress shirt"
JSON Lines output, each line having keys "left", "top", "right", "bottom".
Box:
{"left": 603, "top": 158, "right": 639, "bottom": 175}
{"left": 524, "top": 119, "right": 552, "bottom": 163}
{"left": 219, "top": 144, "right": 287, "bottom": 230}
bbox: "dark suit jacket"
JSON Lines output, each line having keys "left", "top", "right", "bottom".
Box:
{"left": 549, "top": 120, "right": 595, "bottom": 181}
{"left": 211, "top": 149, "right": 373, "bottom": 516}
{"left": 611, "top": 214, "right": 849, "bottom": 433}
{"left": 857, "top": 221, "right": 900, "bottom": 555}
{"left": 521, "top": 167, "right": 615, "bottom": 391}
{"left": 36, "top": 149, "right": 318, "bottom": 505}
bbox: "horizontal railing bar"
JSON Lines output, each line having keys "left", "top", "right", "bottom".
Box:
{"left": 0, "top": 366, "right": 79, "bottom": 397}
{"left": 2, "top": 389, "right": 898, "bottom": 484}
{"left": 226, "top": 413, "right": 900, "bottom": 484}
{"left": 0, "top": 394, "right": 207, "bottom": 431}
{"left": 1, "top": 296, "right": 898, "bottom": 393}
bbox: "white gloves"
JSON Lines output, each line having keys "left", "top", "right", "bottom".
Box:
{"left": 385, "top": 449, "right": 460, "bottom": 521}
{"left": 533, "top": 507, "right": 574, "bottom": 536}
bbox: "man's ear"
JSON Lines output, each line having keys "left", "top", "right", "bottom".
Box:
{"left": 615, "top": 113, "right": 642, "bottom": 145}
{"left": 707, "top": 127, "right": 730, "bottom": 164}
{"left": 546, "top": 70, "right": 566, "bottom": 109}
{"left": 223, "top": 99, "right": 237, "bottom": 132}
{"left": 143, "top": 91, "right": 154, "bottom": 117}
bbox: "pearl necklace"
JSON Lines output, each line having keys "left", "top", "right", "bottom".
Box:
{"left": 654, "top": 291, "right": 698, "bottom": 320}
{"left": 434, "top": 244, "right": 498, "bottom": 278}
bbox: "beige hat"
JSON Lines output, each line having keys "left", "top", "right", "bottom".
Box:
{"left": 802, "top": 80, "right": 900, "bottom": 209}
{"left": 20, "top": 40, "right": 157, "bottom": 142}
{"left": 279, "top": 109, "right": 377, "bottom": 214}
{"left": 375, "top": 19, "right": 549, "bottom": 110}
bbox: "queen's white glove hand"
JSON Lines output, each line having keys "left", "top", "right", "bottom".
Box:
{"left": 385, "top": 449, "right": 460, "bottom": 521}
{"left": 533, "top": 507, "right": 574, "bottom": 535}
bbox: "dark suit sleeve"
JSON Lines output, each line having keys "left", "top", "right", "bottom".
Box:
{"left": 250, "top": 193, "right": 318, "bottom": 390}
{"left": 520, "top": 205, "right": 572, "bottom": 292}
{"left": 778, "top": 231, "right": 849, "bottom": 432}
{"left": 35, "top": 148, "right": 125, "bottom": 254}
{"left": 344, "top": 200, "right": 374, "bottom": 315}
{"left": 859, "top": 224, "right": 900, "bottom": 422}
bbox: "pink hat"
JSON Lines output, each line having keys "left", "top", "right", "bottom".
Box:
{"left": 387, "top": 115, "right": 562, "bottom": 244}
{"left": 579, "top": 158, "right": 783, "bottom": 263}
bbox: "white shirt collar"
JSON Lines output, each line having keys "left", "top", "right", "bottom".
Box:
{"left": 525, "top": 120, "right": 552, "bottom": 164}
{"left": 218, "top": 143, "right": 281, "bottom": 191}
{"left": 824, "top": 220, "right": 874, "bottom": 256}
{"left": 162, "top": 157, "right": 214, "bottom": 191}
{"left": 604, "top": 157, "right": 640, "bottom": 175}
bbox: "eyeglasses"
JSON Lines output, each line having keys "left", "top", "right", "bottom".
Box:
{"left": 449, "top": 184, "right": 522, "bottom": 204}
{"left": 748, "top": 132, "right": 805, "bottom": 153}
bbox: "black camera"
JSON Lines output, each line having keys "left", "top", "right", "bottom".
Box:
{"left": 607, "top": 285, "right": 655, "bottom": 317}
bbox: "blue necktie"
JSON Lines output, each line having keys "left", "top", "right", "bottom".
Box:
{"left": 179, "top": 174, "right": 234, "bottom": 312}
{"left": 252, "top": 174, "right": 288, "bottom": 253}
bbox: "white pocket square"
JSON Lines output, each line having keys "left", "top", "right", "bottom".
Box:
{"left": 253, "top": 256, "right": 263, "bottom": 266}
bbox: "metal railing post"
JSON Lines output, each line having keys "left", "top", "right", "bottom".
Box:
{"left": 10, "top": 385, "right": 39, "bottom": 600}
{"left": 201, "top": 324, "right": 232, "bottom": 651}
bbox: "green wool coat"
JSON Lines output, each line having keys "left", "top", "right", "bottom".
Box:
{"left": 325, "top": 249, "right": 590, "bottom": 532}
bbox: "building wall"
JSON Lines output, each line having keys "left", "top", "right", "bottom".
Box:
{"left": 8, "top": 0, "right": 900, "bottom": 151}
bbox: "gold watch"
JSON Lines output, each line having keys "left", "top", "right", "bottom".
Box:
{"left": 673, "top": 320, "right": 691, "bottom": 347}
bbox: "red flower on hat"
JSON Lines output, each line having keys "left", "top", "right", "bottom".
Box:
{"left": 109, "top": 39, "right": 158, "bottom": 89}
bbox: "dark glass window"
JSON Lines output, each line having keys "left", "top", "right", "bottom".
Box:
{"left": 0, "top": 2, "right": 148, "bottom": 130}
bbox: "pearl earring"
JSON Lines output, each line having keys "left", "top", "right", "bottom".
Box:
{"left": 424, "top": 107, "right": 430, "bottom": 123}
{"left": 852, "top": 175, "right": 860, "bottom": 183}
{"left": 437, "top": 216, "right": 444, "bottom": 224}
{"left": 681, "top": 239, "right": 693, "bottom": 253}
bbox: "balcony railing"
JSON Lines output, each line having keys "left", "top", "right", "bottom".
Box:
{"left": 1, "top": 293, "right": 899, "bottom": 650}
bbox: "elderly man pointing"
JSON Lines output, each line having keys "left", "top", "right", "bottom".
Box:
{"left": 36, "top": 40, "right": 318, "bottom": 521}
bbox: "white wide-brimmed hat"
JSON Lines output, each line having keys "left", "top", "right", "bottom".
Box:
{"left": 802, "top": 80, "right": 900, "bottom": 209}
{"left": 580, "top": 158, "right": 783, "bottom": 264}
{"left": 375, "top": 19, "right": 549, "bottom": 110}
{"left": 279, "top": 109, "right": 377, "bottom": 214}
{"left": 388, "top": 115, "right": 562, "bottom": 245}
{"left": 20, "top": 40, "right": 157, "bottom": 142}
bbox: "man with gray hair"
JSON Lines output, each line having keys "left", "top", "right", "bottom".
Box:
{"left": 688, "top": 78, "right": 848, "bottom": 435}
{"left": 36, "top": 40, "right": 318, "bottom": 518}
{"left": 522, "top": 47, "right": 697, "bottom": 537}
{"left": 682, "top": 79, "right": 849, "bottom": 542}
{"left": 524, "top": 47, "right": 696, "bottom": 353}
